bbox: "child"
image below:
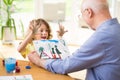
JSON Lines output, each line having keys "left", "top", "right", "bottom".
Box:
{"left": 17, "top": 18, "right": 68, "bottom": 58}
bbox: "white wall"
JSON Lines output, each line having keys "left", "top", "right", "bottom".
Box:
{"left": 110, "top": 0, "right": 120, "bottom": 22}
{"left": 34, "top": 0, "right": 44, "bottom": 18}
{"left": 34, "top": 0, "right": 65, "bottom": 21}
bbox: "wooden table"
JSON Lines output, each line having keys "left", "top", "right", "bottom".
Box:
{"left": 0, "top": 58, "right": 75, "bottom": 80}
{"left": 0, "top": 41, "right": 85, "bottom": 80}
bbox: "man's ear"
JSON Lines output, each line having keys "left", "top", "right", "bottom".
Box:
{"left": 86, "top": 8, "right": 93, "bottom": 18}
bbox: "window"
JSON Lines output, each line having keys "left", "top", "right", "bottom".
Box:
{"left": 13, "top": 0, "right": 34, "bottom": 39}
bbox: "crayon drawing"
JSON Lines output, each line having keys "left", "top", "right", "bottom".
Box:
{"left": 33, "top": 40, "right": 69, "bottom": 59}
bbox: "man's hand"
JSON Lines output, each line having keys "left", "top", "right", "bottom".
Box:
{"left": 28, "top": 51, "right": 46, "bottom": 68}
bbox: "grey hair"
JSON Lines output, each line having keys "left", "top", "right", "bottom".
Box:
{"left": 81, "top": 0, "right": 109, "bottom": 13}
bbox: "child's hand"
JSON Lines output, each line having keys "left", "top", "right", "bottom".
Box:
{"left": 29, "top": 20, "right": 35, "bottom": 31}
{"left": 29, "top": 20, "right": 40, "bottom": 34}
{"left": 57, "top": 23, "right": 68, "bottom": 39}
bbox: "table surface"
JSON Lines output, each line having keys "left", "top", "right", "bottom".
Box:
{"left": 0, "top": 58, "right": 76, "bottom": 80}
{"left": 0, "top": 41, "right": 86, "bottom": 80}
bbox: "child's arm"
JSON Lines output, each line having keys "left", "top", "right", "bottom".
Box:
{"left": 17, "top": 20, "right": 37, "bottom": 52}
{"left": 57, "top": 23, "right": 70, "bottom": 55}
{"left": 17, "top": 31, "right": 33, "bottom": 52}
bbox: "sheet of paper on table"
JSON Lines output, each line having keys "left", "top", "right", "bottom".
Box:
{"left": 0, "top": 74, "right": 33, "bottom": 80}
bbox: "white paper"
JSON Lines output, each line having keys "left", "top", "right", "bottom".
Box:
{"left": 0, "top": 75, "right": 33, "bottom": 80}
{"left": 33, "top": 40, "right": 70, "bottom": 59}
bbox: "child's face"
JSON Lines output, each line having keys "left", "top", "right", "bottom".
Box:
{"left": 34, "top": 24, "right": 49, "bottom": 40}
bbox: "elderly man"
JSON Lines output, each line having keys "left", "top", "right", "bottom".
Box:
{"left": 28, "top": 0, "right": 120, "bottom": 80}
